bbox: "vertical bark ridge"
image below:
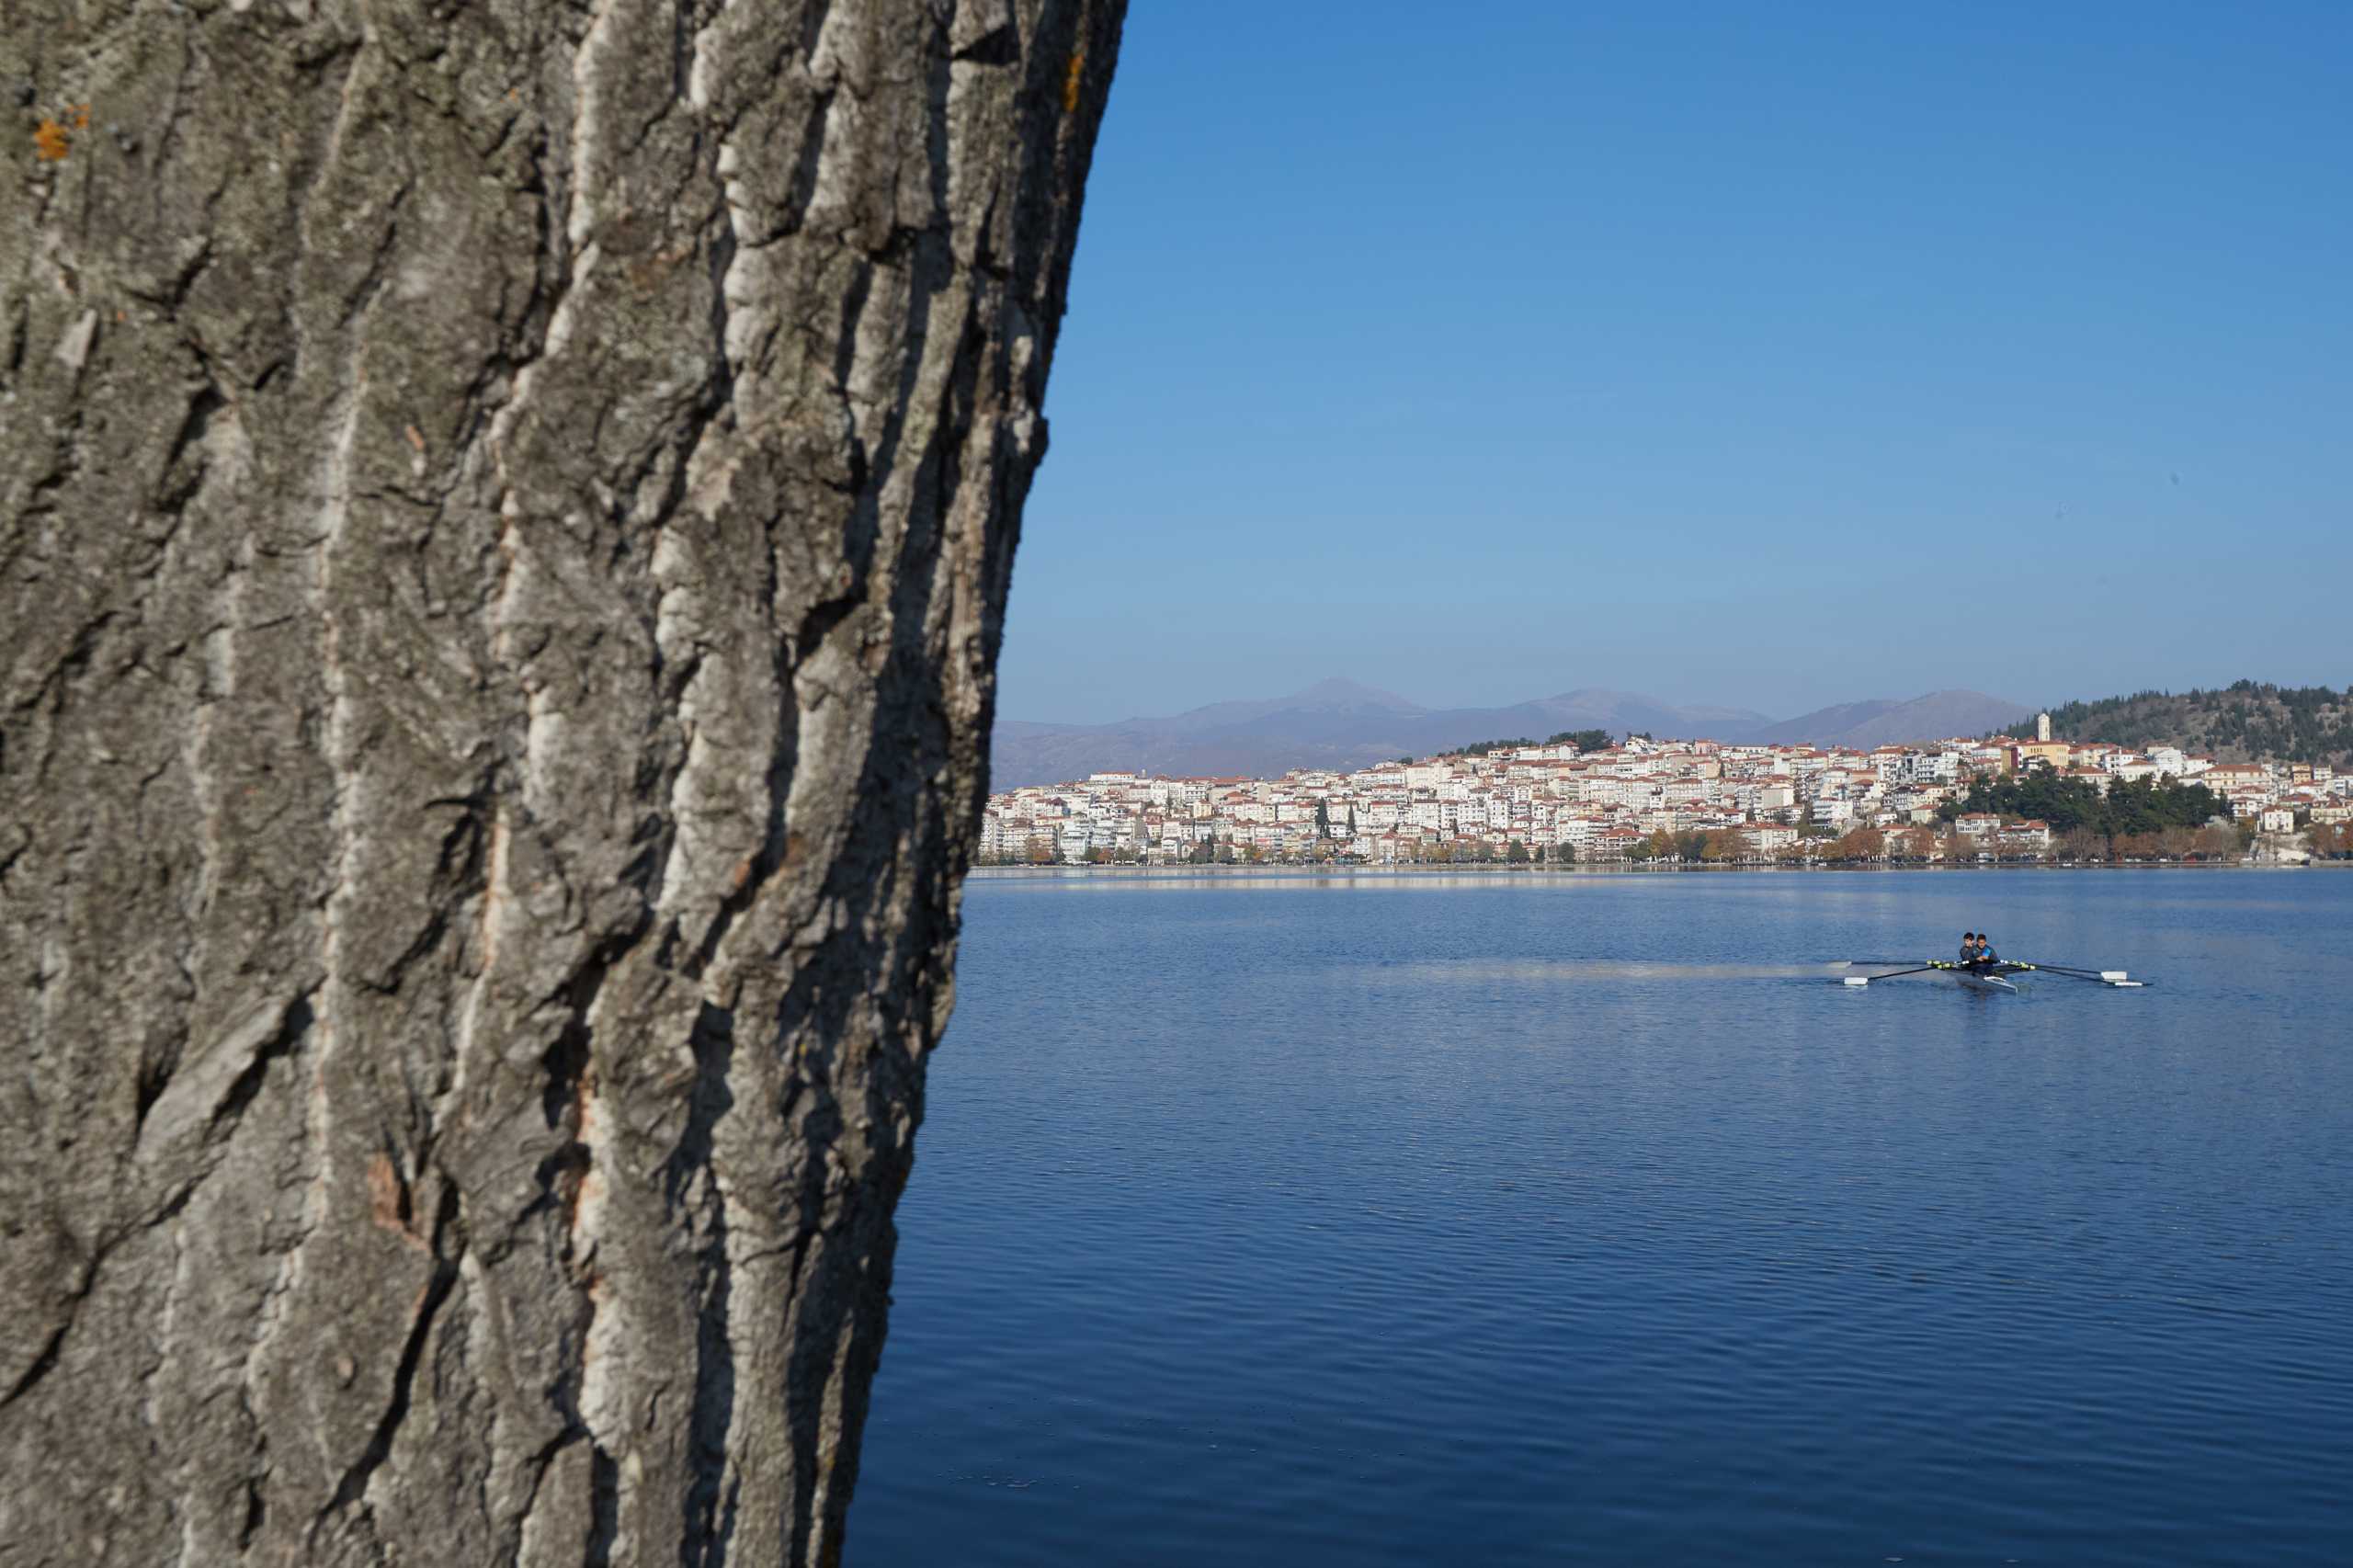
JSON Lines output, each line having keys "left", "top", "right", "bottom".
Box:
{"left": 3, "top": 0, "right": 1125, "bottom": 1562}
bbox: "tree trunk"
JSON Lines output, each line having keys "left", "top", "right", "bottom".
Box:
{"left": 0, "top": 0, "right": 1122, "bottom": 1561}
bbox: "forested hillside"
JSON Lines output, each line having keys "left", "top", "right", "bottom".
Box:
{"left": 1940, "top": 775, "right": 2229, "bottom": 838}
{"left": 2001, "top": 682, "right": 2353, "bottom": 767}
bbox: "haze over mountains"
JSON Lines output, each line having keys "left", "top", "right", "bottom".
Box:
{"left": 1741, "top": 690, "right": 2039, "bottom": 750}
{"left": 990, "top": 679, "right": 2031, "bottom": 788}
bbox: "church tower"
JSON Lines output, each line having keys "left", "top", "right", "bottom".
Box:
{"left": 2035, "top": 711, "right": 2052, "bottom": 743}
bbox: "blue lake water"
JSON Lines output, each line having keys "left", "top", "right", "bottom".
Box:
{"left": 848, "top": 870, "right": 2353, "bottom": 1565}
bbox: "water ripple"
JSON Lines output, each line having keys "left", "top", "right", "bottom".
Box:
{"left": 853, "top": 871, "right": 2353, "bottom": 1566}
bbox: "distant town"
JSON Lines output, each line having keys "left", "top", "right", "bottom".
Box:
{"left": 978, "top": 717, "right": 2353, "bottom": 867}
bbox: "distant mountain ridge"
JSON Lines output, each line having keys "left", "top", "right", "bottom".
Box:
{"left": 1753, "top": 689, "right": 2033, "bottom": 750}
{"left": 990, "top": 679, "right": 2030, "bottom": 788}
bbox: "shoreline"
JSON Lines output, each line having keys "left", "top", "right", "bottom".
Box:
{"left": 969, "top": 860, "right": 2336, "bottom": 880}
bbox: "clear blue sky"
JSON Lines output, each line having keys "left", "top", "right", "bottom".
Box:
{"left": 1002, "top": 1, "right": 2350, "bottom": 724}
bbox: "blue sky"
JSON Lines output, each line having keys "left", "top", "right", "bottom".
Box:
{"left": 1001, "top": 1, "right": 2350, "bottom": 723}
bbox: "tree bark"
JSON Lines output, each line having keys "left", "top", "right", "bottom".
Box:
{"left": 0, "top": 0, "right": 1121, "bottom": 1561}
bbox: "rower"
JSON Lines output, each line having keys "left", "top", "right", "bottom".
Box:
{"left": 1975, "top": 934, "right": 1999, "bottom": 968}
{"left": 1959, "top": 931, "right": 1977, "bottom": 964}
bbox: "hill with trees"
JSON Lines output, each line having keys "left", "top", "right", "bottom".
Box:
{"left": 2001, "top": 682, "right": 2353, "bottom": 767}
{"left": 1939, "top": 773, "right": 2229, "bottom": 839}
{"left": 1436, "top": 729, "right": 1615, "bottom": 759}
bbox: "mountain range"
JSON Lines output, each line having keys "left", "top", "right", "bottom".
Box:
{"left": 990, "top": 679, "right": 2032, "bottom": 788}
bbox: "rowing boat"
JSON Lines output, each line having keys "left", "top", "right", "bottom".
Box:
{"left": 1836, "top": 959, "right": 2149, "bottom": 991}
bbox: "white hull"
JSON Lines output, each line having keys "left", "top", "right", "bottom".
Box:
{"left": 1955, "top": 971, "right": 2018, "bottom": 994}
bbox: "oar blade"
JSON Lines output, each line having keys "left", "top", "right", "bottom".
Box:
{"left": 2015, "top": 960, "right": 2153, "bottom": 987}
{"left": 1842, "top": 963, "right": 1939, "bottom": 985}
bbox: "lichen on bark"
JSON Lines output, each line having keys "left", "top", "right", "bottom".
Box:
{"left": 0, "top": 1, "right": 1124, "bottom": 1562}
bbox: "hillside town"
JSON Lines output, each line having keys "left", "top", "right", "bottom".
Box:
{"left": 977, "top": 716, "right": 2352, "bottom": 867}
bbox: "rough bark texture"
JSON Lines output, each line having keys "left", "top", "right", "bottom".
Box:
{"left": 0, "top": 0, "right": 1121, "bottom": 1561}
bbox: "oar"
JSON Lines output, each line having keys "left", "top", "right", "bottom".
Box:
{"left": 1841, "top": 964, "right": 1940, "bottom": 987}
{"left": 2010, "top": 961, "right": 2148, "bottom": 987}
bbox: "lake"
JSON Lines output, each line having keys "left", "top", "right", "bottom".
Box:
{"left": 848, "top": 870, "right": 2353, "bottom": 1565}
